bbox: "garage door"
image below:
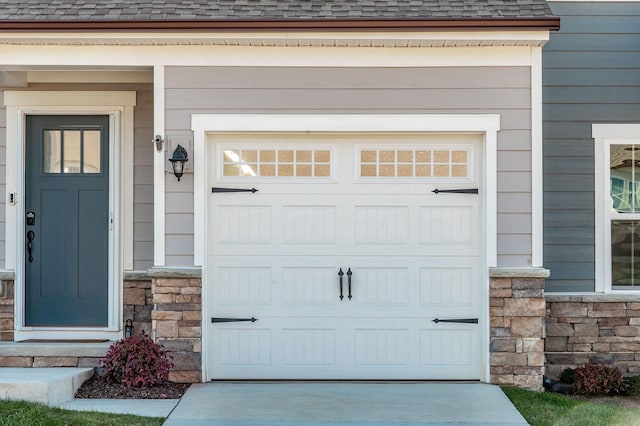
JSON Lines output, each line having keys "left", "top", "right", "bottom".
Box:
{"left": 206, "top": 133, "right": 483, "bottom": 380}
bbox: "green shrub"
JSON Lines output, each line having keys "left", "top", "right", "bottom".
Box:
{"left": 100, "top": 332, "right": 173, "bottom": 387}
{"left": 573, "top": 364, "right": 629, "bottom": 396}
{"left": 623, "top": 375, "right": 640, "bottom": 396}
{"left": 558, "top": 368, "right": 576, "bottom": 384}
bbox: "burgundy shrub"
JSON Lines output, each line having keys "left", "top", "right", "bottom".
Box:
{"left": 100, "top": 332, "right": 173, "bottom": 387}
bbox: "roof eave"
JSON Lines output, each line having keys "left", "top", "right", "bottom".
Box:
{"left": 0, "top": 18, "right": 561, "bottom": 32}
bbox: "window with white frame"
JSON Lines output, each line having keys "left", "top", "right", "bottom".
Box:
{"left": 594, "top": 124, "right": 640, "bottom": 291}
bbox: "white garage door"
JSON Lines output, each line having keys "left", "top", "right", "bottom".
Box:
{"left": 206, "top": 133, "right": 484, "bottom": 380}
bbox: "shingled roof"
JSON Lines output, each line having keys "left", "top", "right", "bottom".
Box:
{"left": 0, "top": 1, "right": 558, "bottom": 31}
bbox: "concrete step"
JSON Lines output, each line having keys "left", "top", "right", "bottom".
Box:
{"left": 0, "top": 367, "right": 94, "bottom": 406}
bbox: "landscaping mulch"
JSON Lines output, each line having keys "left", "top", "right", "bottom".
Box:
{"left": 75, "top": 375, "right": 191, "bottom": 399}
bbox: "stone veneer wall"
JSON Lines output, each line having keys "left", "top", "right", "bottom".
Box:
{"left": 545, "top": 294, "right": 640, "bottom": 379}
{"left": 123, "top": 274, "right": 153, "bottom": 336}
{"left": 150, "top": 268, "right": 202, "bottom": 383}
{"left": 489, "top": 268, "right": 548, "bottom": 391}
{"left": 0, "top": 280, "right": 14, "bottom": 342}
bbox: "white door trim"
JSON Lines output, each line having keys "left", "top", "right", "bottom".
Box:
{"left": 192, "top": 113, "right": 500, "bottom": 382}
{"left": 4, "top": 91, "right": 136, "bottom": 340}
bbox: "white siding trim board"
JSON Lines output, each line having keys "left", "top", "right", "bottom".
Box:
{"left": 531, "top": 46, "right": 544, "bottom": 267}
{"left": 0, "top": 30, "right": 552, "bottom": 48}
{"left": 154, "top": 65, "right": 166, "bottom": 267}
{"left": 0, "top": 45, "right": 538, "bottom": 68}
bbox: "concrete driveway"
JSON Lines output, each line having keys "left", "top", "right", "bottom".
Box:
{"left": 163, "top": 382, "right": 528, "bottom": 425}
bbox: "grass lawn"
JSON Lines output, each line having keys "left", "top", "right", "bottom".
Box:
{"left": 503, "top": 386, "right": 640, "bottom": 426}
{"left": 0, "top": 400, "right": 164, "bottom": 426}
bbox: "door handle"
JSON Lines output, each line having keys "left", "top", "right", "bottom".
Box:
{"left": 347, "top": 268, "right": 353, "bottom": 300}
{"left": 338, "top": 268, "right": 344, "bottom": 300}
{"left": 26, "top": 230, "right": 35, "bottom": 263}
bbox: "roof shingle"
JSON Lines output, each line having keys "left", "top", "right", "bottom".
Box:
{"left": 0, "top": 0, "right": 555, "bottom": 21}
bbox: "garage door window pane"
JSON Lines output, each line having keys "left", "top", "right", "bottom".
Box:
{"left": 222, "top": 148, "right": 332, "bottom": 178}
{"left": 358, "top": 146, "right": 471, "bottom": 179}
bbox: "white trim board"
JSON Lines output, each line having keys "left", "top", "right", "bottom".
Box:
{"left": 0, "top": 30, "right": 551, "bottom": 47}
{"left": 191, "top": 113, "right": 500, "bottom": 383}
{"left": 0, "top": 45, "right": 539, "bottom": 68}
{"left": 3, "top": 91, "right": 136, "bottom": 341}
{"left": 530, "top": 46, "right": 544, "bottom": 267}
{"left": 153, "top": 66, "right": 166, "bottom": 266}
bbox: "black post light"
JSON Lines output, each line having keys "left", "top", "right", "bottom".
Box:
{"left": 169, "top": 144, "right": 189, "bottom": 181}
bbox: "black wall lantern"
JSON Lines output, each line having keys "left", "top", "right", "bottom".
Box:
{"left": 169, "top": 144, "right": 189, "bottom": 181}
{"left": 124, "top": 319, "right": 133, "bottom": 338}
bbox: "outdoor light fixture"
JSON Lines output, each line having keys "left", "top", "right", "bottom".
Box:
{"left": 124, "top": 319, "right": 133, "bottom": 338}
{"left": 169, "top": 144, "right": 189, "bottom": 181}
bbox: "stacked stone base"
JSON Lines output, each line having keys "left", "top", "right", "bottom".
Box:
{"left": 0, "top": 270, "right": 204, "bottom": 384}
{"left": 150, "top": 269, "right": 202, "bottom": 383}
{"left": 546, "top": 295, "right": 640, "bottom": 379}
{"left": 0, "top": 354, "right": 103, "bottom": 368}
{"left": 489, "top": 269, "right": 548, "bottom": 391}
{"left": 0, "top": 280, "right": 14, "bottom": 342}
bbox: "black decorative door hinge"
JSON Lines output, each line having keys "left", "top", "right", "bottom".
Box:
{"left": 211, "top": 317, "right": 258, "bottom": 323}
{"left": 432, "top": 318, "right": 478, "bottom": 324}
{"left": 211, "top": 187, "right": 259, "bottom": 194}
{"left": 432, "top": 188, "right": 478, "bottom": 194}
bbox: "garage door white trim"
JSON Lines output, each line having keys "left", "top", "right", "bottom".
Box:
{"left": 192, "top": 113, "right": 500, "bottom": 382}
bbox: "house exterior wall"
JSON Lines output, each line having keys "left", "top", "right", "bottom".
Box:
{"left": 543, "top": 1, "right": 640, "bottom": 292}
{"left": 164, "top": 65, "right": 535, "bottom": 268}
{"left": 0, "top": 83, "right": 154, "bottom": 271}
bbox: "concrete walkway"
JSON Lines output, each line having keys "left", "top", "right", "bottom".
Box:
{"left": 164, "top": 382, "right": 528, "bottom": 425}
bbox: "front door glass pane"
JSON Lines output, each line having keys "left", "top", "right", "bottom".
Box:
{"left": 83, "top": 130, "right": 101, "bottom": 173}
{"left": 43, "top": 130, "right": 62, "bottom": 173}
{"left": 63, "top": 130, "right": 81, "bottom": 173}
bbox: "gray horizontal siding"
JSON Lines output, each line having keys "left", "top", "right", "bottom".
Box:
{"left": 165, "top": 65, "right": 533, "bottom": 268}
{"left": 543, "top": 2, "right": 640, "bottom": 292}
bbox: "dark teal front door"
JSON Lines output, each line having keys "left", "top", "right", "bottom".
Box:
{"left": 25, "top": 115, "right": 109, "bottom": 326}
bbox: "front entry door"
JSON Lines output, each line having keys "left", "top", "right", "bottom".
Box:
{"left": 25, "top": 115, "right": 109, "bottom": 326}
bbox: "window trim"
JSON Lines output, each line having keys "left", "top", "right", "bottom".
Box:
{"left": 594, "top": 124, "right": 640, "bottom": 293}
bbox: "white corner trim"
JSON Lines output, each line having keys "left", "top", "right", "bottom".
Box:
{"left": 153, "top": 65, "right": 166, "bottom": 267}
{"left": 4, "top": 90, "right": 136, "bottom": 337}
{"left": 531, "top": 46, "right": 544, "bottom": 267}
